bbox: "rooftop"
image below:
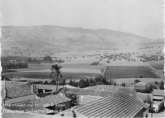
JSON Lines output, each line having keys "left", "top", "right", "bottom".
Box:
{"left": 74, "top": 93, "right": 147, "bottom": 118}
{"left": 66, "top": 85, "right": 136, "bottom": 97}
{"left": 5, "top": 94, "right": 37, "bottom": 105}
{"left": 35, "top": 93, "right": 71, "bottom": 107}
{"left": 1, "top": 81, "right": 28, "bottom": 88}
{"left": 152, "top": 89, "right": 164, "bottom": 96}
{"left": 35, "top": 84, "right": 63, "bottom": 90}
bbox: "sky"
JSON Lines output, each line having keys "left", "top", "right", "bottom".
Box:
{"left": 1, "top": 0, "right": 164, "bottom": 39}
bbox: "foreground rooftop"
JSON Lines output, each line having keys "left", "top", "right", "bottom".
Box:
{"left": 74, "top": 93, "right": 148, "bottom": 118}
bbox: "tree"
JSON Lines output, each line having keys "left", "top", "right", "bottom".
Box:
{"left": 43, "top": 56, "right": 52, "bottom": 62}
{"left": 44, "top": 81, "right": 48, "bottom": 84}
{"left": 121, "top": 83, "right": 126, "bottom": 87}
{"left": 50, "top": 64, "right": 62, "bottom": 91}
{"left": 155, "top": 81, "right": 158, "bottom": 85}
{"left": 102, "top": 78, "right": 108, "bottom": 85}
{"left": 79, "top": 79, "right": 86, "bottom": 88}
{"left": 69, "top": 80, "right": 74, "bottom": 86}
{"left": 59, "top": 79, "right": 66, "bottom": 85}
{"left": 73, "top": 81, "right": 78, "bottom": 87}
{"left": 89, "top": 79, "right": 96, "bottom": 86}
{"left": 85, "top": 79, "right": 89, "bottom": 87}
{"left": 139, "top": 75, "right": 143, "bottom": 78}
{"left": 90, "top": 61, "right": 99, "bottom": 65}
{"left": 113, "top": 82, "right": 117, "bottom": 86}
{"left": 95, "top": 75, "right": 104, "bottom": 82}
{"left": 159, "top": 81, "right": 164, "bottom": 90}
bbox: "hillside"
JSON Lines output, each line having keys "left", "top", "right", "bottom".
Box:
{"left": 1, "top": 25, "right": 163, "bottom": 57}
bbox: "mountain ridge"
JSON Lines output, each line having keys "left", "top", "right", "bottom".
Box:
{"left": 1, "top": 25, "right": 163, "bottom": 57}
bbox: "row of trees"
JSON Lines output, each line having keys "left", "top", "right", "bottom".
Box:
{"left": 42, "top": 56, "right": 64, "bottom": 63}
{"left": 27, "top": 56, "right": 64, "bottom": 63}
{"left": 68, "top": 76, "right": 116, "bottom": 88}
{"left": 2, "top": 62, "right": 28, "bottom": 72}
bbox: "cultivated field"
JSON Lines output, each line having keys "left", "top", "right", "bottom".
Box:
{"left": 3, "top": 63, "right": 159, "bottom": 80}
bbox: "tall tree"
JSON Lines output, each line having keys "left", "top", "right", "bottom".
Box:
{"left": 50, "top": 64, "right": 62, "bottom": 91}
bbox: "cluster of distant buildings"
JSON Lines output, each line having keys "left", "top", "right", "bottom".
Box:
{"left": 2, "top": 78, "right": 164, "bottom": 118}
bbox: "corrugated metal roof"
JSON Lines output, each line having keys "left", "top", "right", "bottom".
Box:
{"left": 74, "top": 93, "right": 146, "bottom": 118}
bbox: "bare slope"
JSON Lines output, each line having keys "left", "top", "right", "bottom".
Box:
{"left": 1, "top": 25, "right": 162, "bottom": 57}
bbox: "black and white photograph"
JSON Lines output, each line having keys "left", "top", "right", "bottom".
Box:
{"left": 1, "top": 0, "right": 164, "bottom": 118}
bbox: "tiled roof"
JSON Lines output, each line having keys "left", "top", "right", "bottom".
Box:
{"left": 66, "top": 85, "right": 135, "bottom": 97}
{"left": 135, "top": 81, "right": 148, "bottom": 86}
{"left": 2, "top": 81, "right": 28, "bottom": 88}
{"left": 35, "top": 84, "right": 63, "bottom": 90}
{"left": 2, "top": 81, "right": 33, "bottom": 99}
{"left": 84, "top": 85, "right": 134, "bottom": 92}
{"left": 152, "top": 89, "right": 164, "bottom": 96}
{"left": 136, "top": 92, "right": 152, "bottom": 102}
{"left": 66, "top": 88, "right": 112, "bottom": 97}
{"left": 35, "top": 93, "right": 71, "bottom": 107}
{"left": 5, "top": 95, "right": 37, "bottom": 105}
{"left": 74, "top": 93, "right": 147, "bottom": 118}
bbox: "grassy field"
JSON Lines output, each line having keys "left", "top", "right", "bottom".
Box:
{"left": 3, "top": 63, "right": 159, "bottom": 80}
{"left": 150, "top": 61, "right": 164, "bottom": 70}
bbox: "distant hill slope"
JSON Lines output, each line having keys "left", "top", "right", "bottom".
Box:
{"left": 1, "top": 26, "right": 163, "bottom": 57}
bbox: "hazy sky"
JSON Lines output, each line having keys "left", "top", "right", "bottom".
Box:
{"left": 2, "top": 0, "right": 163, "bottom": 39}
